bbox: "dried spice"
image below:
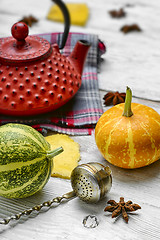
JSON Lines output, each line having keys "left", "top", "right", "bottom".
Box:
{"left": 103, "top": 91, "right": 126, "bottom": 106}
{"left": 109, "top": 8, "right": 126, "bottom": 18}
{"left": 19, "top": 15, "right": 38, "bottom": 27}
{"left": 104, "top": 197, "right": 141, "bottom": 223}
{"left": 120, "top": 24, "right": 142, "bottom": 33}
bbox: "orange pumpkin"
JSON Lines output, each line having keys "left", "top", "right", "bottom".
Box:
{"left": 95, "top": 87, "right": 160, "bottom": 168}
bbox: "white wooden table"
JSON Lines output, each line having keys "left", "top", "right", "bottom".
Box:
{"left": 0, "top": 0, "right": 160, "bottom": 239}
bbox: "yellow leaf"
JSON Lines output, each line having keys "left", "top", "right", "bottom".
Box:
{"left": 47, "top": 3, "right": 89, "bottom": 26}
{"left": 45, "top": 134, "right": 80, "bottom": 179}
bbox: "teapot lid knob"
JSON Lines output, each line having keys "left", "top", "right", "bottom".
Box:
{"left": 11, "top": 22, "right": 29, "bottom": 42}
{"left": 0, "top": 22, "right": 52, "bottom": 63}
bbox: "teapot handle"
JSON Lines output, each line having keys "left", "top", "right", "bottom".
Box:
{"left": 52, "top": 0, "right": 70, "bottom": 49}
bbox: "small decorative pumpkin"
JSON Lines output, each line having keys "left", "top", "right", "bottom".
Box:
{"left": 95, "top": 87, "right": 160, "bottom": 168}
{"left": 0, "top": 123, "right": 63, "bottom": 198}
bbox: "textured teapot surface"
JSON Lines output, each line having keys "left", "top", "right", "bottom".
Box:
{"left": 0, "top": 22, "right": 89, "bottom": 116}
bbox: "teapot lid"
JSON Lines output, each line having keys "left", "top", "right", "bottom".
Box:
{"left": 0, "top": 22, "right": 52, "bottom": 64}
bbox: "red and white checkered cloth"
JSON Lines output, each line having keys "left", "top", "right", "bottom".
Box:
{"left": 0, "top": 32, "right": 106, "bottom": 135}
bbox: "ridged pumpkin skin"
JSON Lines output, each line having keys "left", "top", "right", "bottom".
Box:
{"left": 0, "top": 123, "right": 62, "bottom": 198}
{"left": 95, "top": 103, "right": 160, "bottom": 168}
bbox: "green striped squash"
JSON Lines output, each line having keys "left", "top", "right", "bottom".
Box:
{"left": 0, "top": 123, "right": 63, "bottom": 199}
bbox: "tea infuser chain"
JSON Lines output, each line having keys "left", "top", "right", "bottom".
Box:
{"left": 0, "top": 191, "right": 76, "bottom": 225}
{"left": 0, "top": 162, "right": 112, "bottom": 225}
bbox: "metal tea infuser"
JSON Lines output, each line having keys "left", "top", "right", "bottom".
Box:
{"left": 0, "top": 162, "right": 112, "bottom": 225}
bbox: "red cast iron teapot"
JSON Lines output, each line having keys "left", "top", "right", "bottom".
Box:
{"left": 0, "top": 0, "right": 90, "bottom": 116}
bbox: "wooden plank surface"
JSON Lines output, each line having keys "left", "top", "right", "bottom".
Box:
{"left": 0, "top": 0, "right": 160, "bottom": 239}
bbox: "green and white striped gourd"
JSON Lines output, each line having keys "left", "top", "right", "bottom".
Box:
{"left": 0, "top": 123, "right": 63, "bottom": 199}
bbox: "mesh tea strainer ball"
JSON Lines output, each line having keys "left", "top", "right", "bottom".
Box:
{"left": 71, "top": 162, "right": 112, "bottom": 203}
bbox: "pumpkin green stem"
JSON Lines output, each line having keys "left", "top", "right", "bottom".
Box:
{"left": 122, "top": 86, "right": 133, "bottom": 117}
{"left": 47, "top": 146, "right": 63, "bottom": 159}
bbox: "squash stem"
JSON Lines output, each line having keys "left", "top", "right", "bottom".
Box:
{"left": 122, "top": 86, "right": 133, "bottom": 117}
{"left": 47, "top": 147, "right": 63, "bottom": 159}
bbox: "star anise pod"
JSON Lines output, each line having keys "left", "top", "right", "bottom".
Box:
{"left": 120, "top": 24, "right": 142, "bottom": 34}
{"left": 109, "top": 8, "right": 126, "bottom": 18}
{"left": 104, "top": 197, "right": 141, "bottom": 223}
{"left": 103, "top": 91, "right": 126, "bottom": 106}
{"left": 19, "top": 15, "right": 38, "bottom": 27}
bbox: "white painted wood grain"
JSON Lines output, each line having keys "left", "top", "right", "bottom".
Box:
{"left": 0, "top": 0, "right": 160, "bottom": 239}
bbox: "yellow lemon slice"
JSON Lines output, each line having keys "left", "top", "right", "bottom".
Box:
{"left": 45, "top": 134, "right": 80, "bottom": 179}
